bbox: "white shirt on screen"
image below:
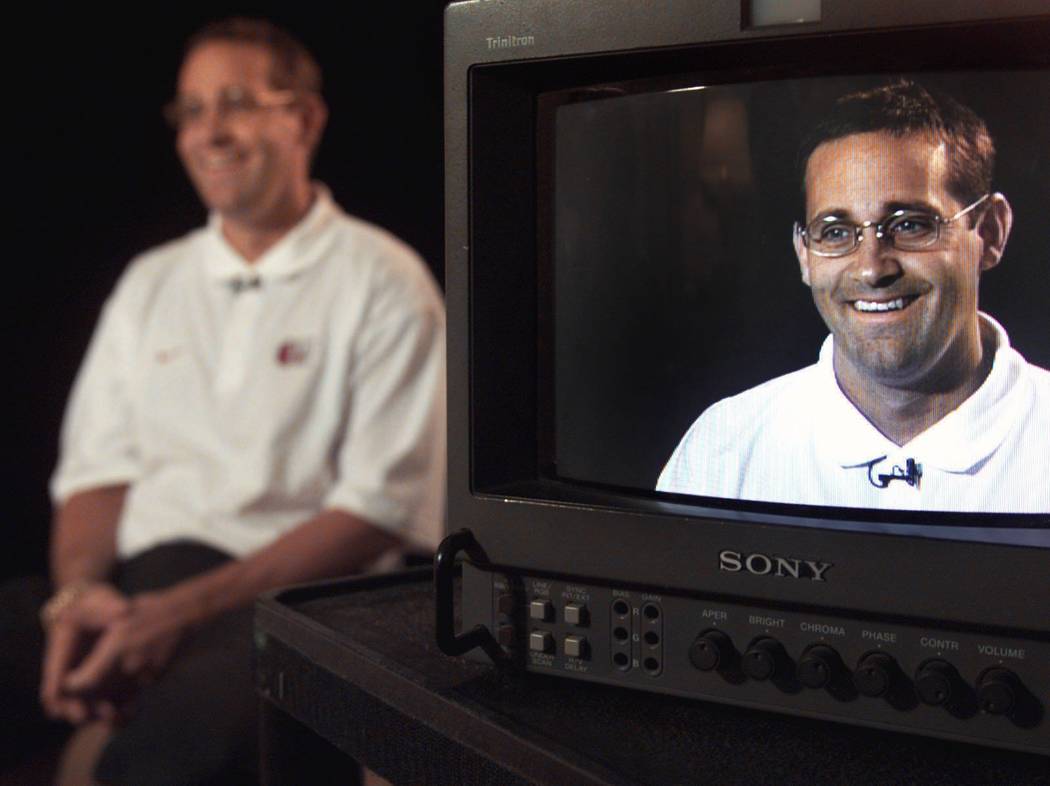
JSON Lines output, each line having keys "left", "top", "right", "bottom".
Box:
{"left": 657, "top": 315, "right": 1050, "bottom": 545}
{"left": 51, "top": 186, "right": 446, "bottom": 560}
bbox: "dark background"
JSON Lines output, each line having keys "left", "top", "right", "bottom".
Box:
{"left": 6, "top": 5, "right": 446, "bottom": 580}
{"left": 552, "top": 70, "right": 1050, "bottom": 491}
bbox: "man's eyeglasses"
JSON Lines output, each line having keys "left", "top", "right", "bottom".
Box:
{"left": 795, "top": 194, "right": 990, "bottom": 258}
{"left": 163, "top": 85, "right": 297, "bottom": 130}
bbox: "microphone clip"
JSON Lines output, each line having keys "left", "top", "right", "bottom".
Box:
{"left": 228, "top": 276, "right": 262, "bottom": 295}
{"left": 866, "top": 456, "right": 923, "bottom": 490}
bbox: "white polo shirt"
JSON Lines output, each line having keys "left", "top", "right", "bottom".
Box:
{"left": 657, "top": 315, "right": 1050, "bottom": 545}
{"left": 52, "top": 186, "right": 446, "bottom": 559}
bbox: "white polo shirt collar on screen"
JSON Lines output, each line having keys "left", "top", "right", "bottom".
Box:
{"left": 819, "top": 314, "right": 1022, "bottom": 474}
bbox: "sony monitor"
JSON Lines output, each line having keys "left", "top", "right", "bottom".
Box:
{"left": 440, "top": 0, "right": 1049, "bottom": 754}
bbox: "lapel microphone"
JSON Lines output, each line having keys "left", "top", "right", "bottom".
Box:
{"left": 866, "top": 456, "right": 923, "bottom": 489}
{"left": 227, "top": 276, "right": 262, "bottom": 295}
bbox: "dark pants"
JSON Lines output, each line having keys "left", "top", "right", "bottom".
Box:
{"left": 0, "top": 542, "right": 258, "bottom": 786}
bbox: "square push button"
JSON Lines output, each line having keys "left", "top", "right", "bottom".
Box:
{"left": 564, "top": 635, "right": 588, "bottom": 659}
{"left": 529, "top": 600, "right": 553, "bottom": 621}
{"left": 497, "top": 624, "right": 515, "bottom": 648}
{"left": 496, "top": 593, "right": 516, "bottom": 616}
{"left": 564, "top": 603, "right": 588, "bottom": 626}
{"left": 529, "top": 631, "right": 554, "bottom": 653}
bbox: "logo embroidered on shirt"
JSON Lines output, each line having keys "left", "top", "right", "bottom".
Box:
{"left": 276, "top": 339, "right": 311, "bottom": 366}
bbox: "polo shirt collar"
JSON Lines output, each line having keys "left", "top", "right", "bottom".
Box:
{"left": 202, "top": 182, "right": 338, "bottom": 284}
{"left": 818, "top": 314, "right": 1023, "bottom": 474}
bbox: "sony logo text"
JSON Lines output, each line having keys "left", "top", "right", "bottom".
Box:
{"left": 719, "top": 550, "right": 833, "bottom": 582}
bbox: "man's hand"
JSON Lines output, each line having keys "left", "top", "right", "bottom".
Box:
{"left": 60, "top": 590, "right": 190, "bottom": 710}
{"left": 40, "top": 583, "right": 131, "bottom": 724}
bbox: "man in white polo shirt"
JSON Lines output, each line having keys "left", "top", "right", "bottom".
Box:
{"left": 0, "top": 18, "right": 444, "bottom": 785}
{"left": 658, "top": 81, "right": 1049, "bottom": 529}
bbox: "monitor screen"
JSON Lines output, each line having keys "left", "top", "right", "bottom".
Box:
{"left": 548, "top": 70, "right": 1049, "bottom": 544}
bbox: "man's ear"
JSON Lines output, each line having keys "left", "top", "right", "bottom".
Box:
{"left": 297, "top": 93, "right": 329, "bottom": 155}
{"left": 793, "top": 222, "right": 812, "bottom": 286}
{"left": 978, "top": 192, "right": 1013, "bottom": 273}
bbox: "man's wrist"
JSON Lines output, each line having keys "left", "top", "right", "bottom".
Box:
{"left": 39, "top": 579, "right": 99, "bottom": 629}
{"left": 155, "top": 580, "right": 213, "bottom": 630}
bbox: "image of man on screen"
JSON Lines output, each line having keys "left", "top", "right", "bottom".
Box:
{"left": 657, "top": 80, "right": 1050, "bottom": 516}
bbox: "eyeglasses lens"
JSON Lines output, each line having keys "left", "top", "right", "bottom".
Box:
{"left": 163, "top": 87, "right": 261, "bottom": 130}
{"left": 805, "top": 211, "right": 940, "bottom": 256}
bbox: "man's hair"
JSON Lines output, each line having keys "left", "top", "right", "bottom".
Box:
{"left": 798, "top": 79, "right": 995, "bottom": 208}
{"left": 185, "top": 17, "right": 322, "bottom": 95}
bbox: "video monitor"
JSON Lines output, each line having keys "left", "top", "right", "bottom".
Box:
{"left": 548, "top": 70, "right": 1049, "bottom": 545}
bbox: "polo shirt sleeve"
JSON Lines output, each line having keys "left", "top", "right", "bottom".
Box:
{"left": 50, "top": 269, "right": 143, "bottom": 504}
{"left": 324, "top": 262, "right": 447, "bottom": 551}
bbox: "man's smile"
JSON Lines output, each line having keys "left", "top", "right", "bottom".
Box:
{"left": 192, "top": 148, "right": 248, "bottom": 173}
{"left": 848, "top": 294, "right": 921, "bottom": 313}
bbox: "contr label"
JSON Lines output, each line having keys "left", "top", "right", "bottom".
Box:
{"left": 920, "top": 637, "right": 960, "bottom": 651}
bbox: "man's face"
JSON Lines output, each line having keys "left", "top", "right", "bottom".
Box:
{"left": 796, "top": 131, "right": 997, "bottom": 391}
{"left": 175, "top": 42, "right": 306, "bottom": 223}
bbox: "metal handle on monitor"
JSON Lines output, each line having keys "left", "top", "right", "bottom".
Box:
{"left": 434, "top": 528, "right": 503, "bottom": 661}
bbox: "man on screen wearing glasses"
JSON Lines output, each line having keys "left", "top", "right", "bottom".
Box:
{"left": 658, "top": 80, "right": 1049, "bottom": 520}
{"left": 1, "top": 17, "right": 444, "bottom": 785}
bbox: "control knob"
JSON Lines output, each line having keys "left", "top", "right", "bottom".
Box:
{"left": 688, "top": 629, "right": 736, "bottom": 672}
{"left": 741, "top": 637, "right": 791, "bottom": 681}
{"left": 914, "top": 659, "right": 963, "bottom": 707}
{"left": 976, "top": 668, "right": 1023, "bottom": 716}
{"left": 797, "top": 645, "right": 848, "bottom": 690}
{"left": 853, "top": 652, "right": 901, "bottom": 698}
